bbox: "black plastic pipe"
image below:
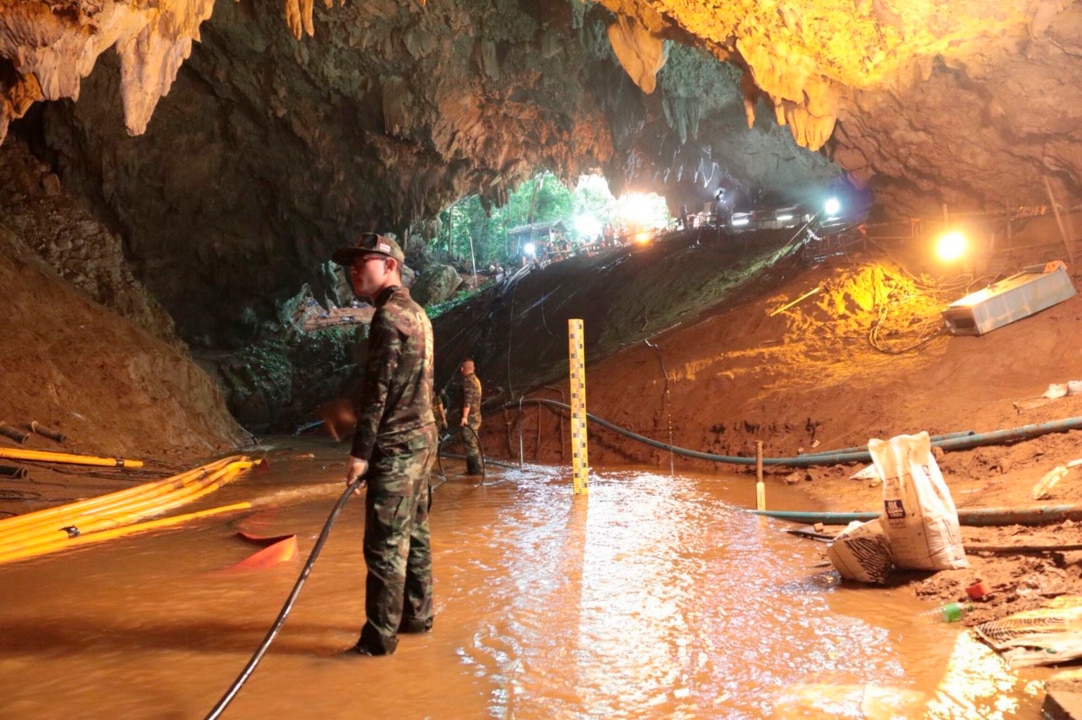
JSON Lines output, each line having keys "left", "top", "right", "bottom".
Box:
{"left": 30, "top": 422, "right": 66, "bottom": 443}
{"left": 511, "top": 398, "right": 1082, "bottom": 468}
{"left": 796, "top": 429, "right": 976, "bottom": 458}
{"left": 0, "top": 424, "right": 28, "bottom": 443}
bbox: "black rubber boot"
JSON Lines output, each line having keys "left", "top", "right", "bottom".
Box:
{"left": 399, "top": 616, "right": 434, "bottom": 634}
{"left": 349, "top": 623, "right": 399, "bottom": 656}
{"left": 465, "top": 457, "right": 483, "bottom": 476}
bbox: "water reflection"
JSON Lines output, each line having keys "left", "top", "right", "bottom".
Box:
{"left": 925, "top": 632, "right": 1045, "bottom": 720}
{"left": 0, "top": 456, "right": 1050, "bottom": 719}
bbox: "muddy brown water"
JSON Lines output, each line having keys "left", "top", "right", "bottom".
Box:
{"left": 0, "top": 446, "right": 1051, "bottom": 719}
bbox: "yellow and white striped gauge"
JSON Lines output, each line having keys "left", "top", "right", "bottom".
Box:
{"left": 568, "top": 319, "right": 589, "bottom": 495}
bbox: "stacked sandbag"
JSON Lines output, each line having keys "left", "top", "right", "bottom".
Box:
{"left": 826, "top": 518, "right": 893, "bottom": 584}
{"left": 827, "top": 431, "right": 966, "bottom": 583}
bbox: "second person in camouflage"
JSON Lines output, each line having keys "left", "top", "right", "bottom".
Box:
{"left": 459, "top": 358, "right": 483, "bottom": 475}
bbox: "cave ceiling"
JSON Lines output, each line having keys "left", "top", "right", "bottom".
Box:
{"left": 0, "top": 0, "right": 1080, "bottom": 342}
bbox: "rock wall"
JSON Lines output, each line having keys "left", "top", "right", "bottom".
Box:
{"left": 835, "top": 5, "right": 1082, "bottom": 216}
{"left": 595, "top": 0, "right": 1082, "bottom": 213}
{"left": 0, "top": 223, "right": 249, "bottom": 459}
{"left": 10, "top": 1, "right": 830, "bottom": 342}
{"left": 5, "top": 0, "right": 1080, "bottom": 342}
{"left": 0, "top": 137, "right": 178, "bottom": 344}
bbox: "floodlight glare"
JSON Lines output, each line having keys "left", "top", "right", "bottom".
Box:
{"left": 575, "top": 215, "right": 601, "bottom": 238}
{"left": 524, "top": 242, "right": 536, "bottom": 256}
{"left": 935, "top": 231, "right": 967, "bottom": 262}
{"left": 824, "top": 197, "right": 841, "bottom": 216}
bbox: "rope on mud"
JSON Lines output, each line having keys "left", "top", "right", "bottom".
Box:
{"left": 869, "top": 307, "right": 949, "bottom": 354}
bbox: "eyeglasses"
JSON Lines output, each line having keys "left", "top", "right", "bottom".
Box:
{"left": 351, "top": 256, "right": 387, "bottom": 270}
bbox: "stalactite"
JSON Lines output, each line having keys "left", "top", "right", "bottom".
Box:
{"left": 606, "top": 15, "right": 667, "bottom": 94}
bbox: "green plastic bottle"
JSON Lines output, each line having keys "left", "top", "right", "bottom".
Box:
{"left": 920, "top": 601, "right": 972, "bottom": 623}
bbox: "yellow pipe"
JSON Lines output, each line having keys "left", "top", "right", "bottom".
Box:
{"left": 0, "top": 459, "right": 251, "bottom": 552}
{"left": 0, "top": 447, "right": 145, "bottom": 468}
{"left": 0, "top": 502, "right": 253, "bottom": 566}
{"left": 78, "top": 464, "right": 248, "bottom": 532}
{"left": 0, "top": 463, "right": 226, "bottom": 542}
{"left": 0, "top": 456, "right": 239, "bottom": 537}
{"left": 0, "top": 479, "right": 250, "bottom": 559}
{"left": 0, "top": 469, "right": 209, "bottom": 541}
{"left": 0, "top": 467, "right": 234, "bottom": 552}
{"left": 0, "top": 462, "right": 250, "bottom": 551}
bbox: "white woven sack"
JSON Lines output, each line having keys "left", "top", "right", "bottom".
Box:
{"left": 868, "top": 431, "right": 967, "bottom": 571}
{"left": 826, "top": 518, "right": 894, "bottom": 584}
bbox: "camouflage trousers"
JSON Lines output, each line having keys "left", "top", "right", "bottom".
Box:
{"left": 358, "top": 429, "right": 436, "bottom": 655}
{"left": 463, "top": 417, "right": 482, "bottom": 469}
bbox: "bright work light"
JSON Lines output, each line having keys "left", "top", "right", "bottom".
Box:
{"left": 824, "top": 197, "right": 841, "bottom": 217}
{"left": 524, "top": 243, "right": 536, "bottom": 256}
{"left": 935, "top": 231, "right": 967, "bottom": 262}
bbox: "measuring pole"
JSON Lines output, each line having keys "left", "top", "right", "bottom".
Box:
{"left": 568, "top": 319, "right": 589, "bottom": 495}
{"left": 756, "top": 440, "right": 766, "bottom": 510}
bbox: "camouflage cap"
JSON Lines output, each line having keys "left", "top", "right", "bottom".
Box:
{"left": 331, "top": 232, "right": 405, "bottom": 266}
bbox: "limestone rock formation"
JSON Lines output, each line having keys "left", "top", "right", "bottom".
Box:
{"left": 606, "top": 13, "right": 667, "bottom": 94}
{"left": 592, "top": 0, "right": 1082, "bottom": 212}
{"left": 3, "top": 0, "right": 1082, "bottom": 341}
{"left": 0, "top": 0, "right": 213, "bottom": 143}
{"left": 410, "top": 264, "right": 463, "bottom": 307}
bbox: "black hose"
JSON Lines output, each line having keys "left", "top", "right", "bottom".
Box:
{"left": 512, "top": 398, "right": 1082, "bottom": 468}
{"left": 205, "top": 475, "right": 364, "bottom": 720}
{"left": 0, "top": 423, "right": 29, "bottom": 443}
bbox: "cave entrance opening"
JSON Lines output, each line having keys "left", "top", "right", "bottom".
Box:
{"left": 433, "top": 172, "right": 671, "bottom": 276}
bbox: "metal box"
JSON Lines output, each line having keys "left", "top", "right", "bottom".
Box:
{"left": 942, "top": 264, "right": 1076, "bottom": 336}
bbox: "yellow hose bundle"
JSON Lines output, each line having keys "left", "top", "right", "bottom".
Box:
{"left": 0, "top": 455, "right": 254, "bottom": 566}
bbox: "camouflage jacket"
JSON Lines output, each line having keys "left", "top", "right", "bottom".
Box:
{"left": 461, "top": 372, "right": 482, "bottom": 425}
{"left": 351, "top": 285, "right": 436, "bottom": 461}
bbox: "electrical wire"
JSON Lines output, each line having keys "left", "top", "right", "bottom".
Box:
{"left": 643, "top": 339, "right": 675, "bottom": 475}
{"left": 506, "top": 273, "right": 520, "bottom": 400}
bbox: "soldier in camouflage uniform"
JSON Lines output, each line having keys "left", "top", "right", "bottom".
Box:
{"left": 458, "top": 359, "right": 483, "bottom": 475}
{"left": 332, "top": 232, "right": 437, "bottom": 656}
